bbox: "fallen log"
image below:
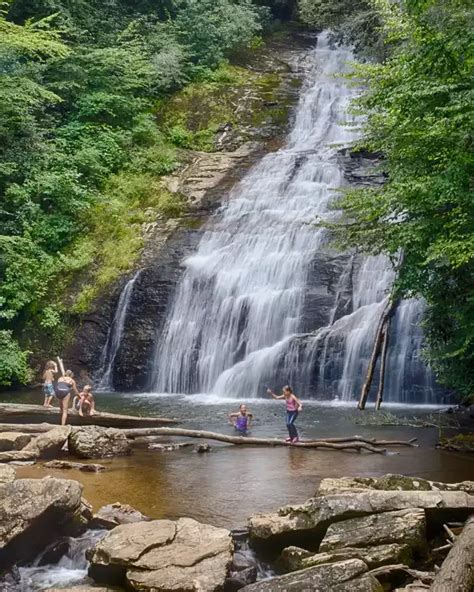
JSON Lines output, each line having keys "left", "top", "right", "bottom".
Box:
{"left": 121, "top": 427, "right": 388, "bottom": 453}
{"left": 431, "top": 515, "right": 474, "bottom": 592}
{"left": 0, "top": 404, "right": 177, "bottom": 428}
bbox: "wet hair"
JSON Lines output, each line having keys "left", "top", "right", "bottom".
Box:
{"left": 65, "top": 369, "right": 74, "bottom": 378}
{"left": 239, "top": 403, "right": 246, "bottom": 409}
{"left": 283, "top": 385, "right": 293, "bottom": 394}
{"left": 83, "top": 385, "right": 92, "bottom": 391}
{"left": 45, "top": 360, "right": 56, "bottom": 370}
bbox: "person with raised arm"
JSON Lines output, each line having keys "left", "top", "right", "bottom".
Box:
{"left": 267, "top": 385, "right": 302, "bottom": 443}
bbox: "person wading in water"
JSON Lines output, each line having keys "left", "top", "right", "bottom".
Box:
{"left": 267, "top": 385, "right": 303, "bottom": 443}
{"left": 55, "top": 370, "right": 79, "bottom": 426}
{"left": 228, "top": 403, "right": 253, "bottom": 435}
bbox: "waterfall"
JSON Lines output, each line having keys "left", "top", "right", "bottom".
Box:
{"left": 150, "top": 33, "right": 437, "bottom": 403}
{"left": 97, "top": 270, "right": 140, "bottom": 391}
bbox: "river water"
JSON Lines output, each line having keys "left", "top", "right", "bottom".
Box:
{"left": 10, "top": 391, "right": 473, "bottom": 529}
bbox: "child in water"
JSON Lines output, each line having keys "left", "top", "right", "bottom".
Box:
{"left": 42, "top": 360, "right": 58, "bottom": 407}
{"left": 267, "top": 385, "right": 302, "bottom": 443}
{"left": 228, "top": 404, "right": 253, "bottom": 435}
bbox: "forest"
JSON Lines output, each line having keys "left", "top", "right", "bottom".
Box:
{"left": 0, "top": 0, "right": 473, "bottom": 403}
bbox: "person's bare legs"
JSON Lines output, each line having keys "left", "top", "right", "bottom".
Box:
{"left": 60, "top": 394, "right": 71, "bottom": 426}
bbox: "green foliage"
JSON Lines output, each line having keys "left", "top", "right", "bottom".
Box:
{"left": 0, "top": 0, "right": 270, "bottom": 384}
{"left": 330, "top": 0, "right": 474, "bottom": 397}
{"left": 0, "top": 330, "right": 30, "bottom": 386}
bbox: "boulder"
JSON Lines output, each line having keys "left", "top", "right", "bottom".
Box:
{"left": 0, "top": 464, "right": 16, "bottom": 483}
{"left": 240, "top": 558, "right": 382, "bottom": 591}
{"left": 91, "top": 502, "right": 150, "bottom": 530}
{"left": 44, "top": 459, "right": 106, "bottom": 472}
{"left": 88, "top": 517, "right": 233, "bottom": 591}
{"left": 0, "top": 432, "right": 31, "bottom": 451}
{"left": 281, "top": 543, "right": 412, "bottom": 571}
{"left": 24, "top": 426, "right": 71, "bottom": 458}
{"left": 0, "top": 477, "right": 83, "bottom": 567}
{"left": 69, "top": 427, "right": 131, "bottom": 459}
{"left": 319, "top": 509, "right": 426, "bottom": 554}
{"left": 249, "top": 490, "right": 474, "bottom": 543}
{"left": 317, "top": 475, "right": 474, "bottom": 495}
{"left": 47, "top": 587, "right": 120, "bottom": 591}
{"left": 194, "top": 442, "right": 211, "bottom": 453}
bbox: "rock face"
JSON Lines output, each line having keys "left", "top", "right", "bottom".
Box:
{"left": 88, "top": 517, "right": 233, "bottom": 591}
{"left": 240, "top": 558, "right": 382, "bottom": 592}
{"left": 0, "top": 477, "right": 83, "bottom": 567}
{"left": 0, "top": 432, "right": 31, "bottom": 451}
{"left": 0, "top": 464, "right": 16, "bottom": 483}
{"left": 68, "top": 426, "right": 131, "bottom": 458}
{"left": 92, "top": 502, "right": 150, "bottom": 530}
{"left": 248, "top": 490, "right": 474, "bottom": 543}
{"left": 24, "top": 425, "right": 71, "bottom": 458}
{"left": 319, "top": 509, "right": 426, "bottom": 554}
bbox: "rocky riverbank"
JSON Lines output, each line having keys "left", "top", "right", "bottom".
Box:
{"left": 1, "top": 469, "right": 473, "bottom": 591}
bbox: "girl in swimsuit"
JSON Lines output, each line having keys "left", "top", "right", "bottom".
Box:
{"left": 56, "top": 370, "right": 79, "bottom": 426}
{"left": 228, "top": 404, "right": 253, "bottom": 435}
{"left": 42, "top": 360, "right": 58, "bottom": 408}
{"left": 267, "top": 385, "right": 302, "bottom": 443}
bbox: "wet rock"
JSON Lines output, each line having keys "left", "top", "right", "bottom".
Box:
{"left": 44, "top": 460, "right": 106, "bottom": 472}
{"left": 24, "top": 426, "right": 71, "bottom": 458}
{"left": 91, "top": 502, "right": 150, "bottom": 530}
{"left": 0, "top": 432, "right": 31, "bottom": 451}
{"left": 240, "top": 558, "right": 382, "bottom": 591}
{"left": 0, "top": 477, "right": 83, "bottom": 567}
{"left": 281, "top": 542, "right": 413, "bottom": 571}
{"left": 195, "top": 442, "right": 211, "bottom": 453}
{"left": 69, "top": 426, "right": 130, "bottom": 459}
{"left": 47, "top": 587, "right": 121, "bottom": 591}
{"left": 148, "top": 441, "right": 193, "bottom": 451}
{"left": 319, "top": 509, "right": 426, "bottom": 554}
{"left": 87, "top": 517, "right": 233, "bottom": 591}
{"left": 226, "top": 566, "right": 258, "bottom": 591}
{"left": 0, "top": 566, "right": 21, "bottom": 591}
{"left": 248, "top": 490, "right": 474, "bottom": 543}
{"left": 0, "top": 464, "right": 16, "bottom": 483}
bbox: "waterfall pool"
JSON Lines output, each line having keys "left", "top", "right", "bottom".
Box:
{"left": 6, "top": 390, "right": 473, "bottom": 529}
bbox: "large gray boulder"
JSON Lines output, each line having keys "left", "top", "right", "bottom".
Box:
{"left": 24, "top": 425, "right": 71, "bottom": 458}
{"left": 319, "top": 508, "right": 426, "bottom": 553}
{"left": 317, "top": 475, "right": 474, "bottom": 495}
{"left": 0, "top": 477, "right": 83, "bottom": 567}
{"left": 0, "top": 432, "right": 31, "bottom": 451}
{"left": 69, "top": 426, "right": 130, "bottom": 458}
{"left": 240, "top": 558, "right": 382, "bottom": 591}
{"left": 281, "top": 542, "right": 412, "bottom": 571}
{"left": 88, "top": 517, "right": 233, "bottom": 591}
{"left": 249, "top": 490, "right": 474, "bottom": 543}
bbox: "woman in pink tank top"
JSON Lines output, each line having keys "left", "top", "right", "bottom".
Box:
{"left": 267, "top": 385, "right": 302, "bottom": 443}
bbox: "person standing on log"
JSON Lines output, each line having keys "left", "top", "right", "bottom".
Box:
{"left": 42, "top": 360, "right": 58, "bottom": 408}
{"left": 267, "top": 385, "right": 302, "bottom": 443}
{"left": 55, "top": 370, "right": 78, "bottom": 425}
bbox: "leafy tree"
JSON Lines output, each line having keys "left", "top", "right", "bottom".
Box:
{"left": 330, "top": 0, "right": 474, "bottom": 399}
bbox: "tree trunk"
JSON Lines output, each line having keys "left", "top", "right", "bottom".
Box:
{"left": 431, "top": 515, "right": 474, "bottom": 592}
{"left": 0, "top": 404, "right": 177, "bottom": 428}
{"left": 358, "top": 297, "right": 397, "bottom": 410}
{"left": 375, "top": 320, "right": 390, "bottom": 410}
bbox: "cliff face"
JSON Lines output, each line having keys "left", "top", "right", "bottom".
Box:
{"left": 65, "top": 32, "right": 313, "bottom": 389}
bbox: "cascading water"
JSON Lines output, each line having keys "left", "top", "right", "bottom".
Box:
{"left": 97, "top": 270, "right": 140, "bottom": 390}
{"left": 150, "top": 33, "right": 437, "bottom": 403}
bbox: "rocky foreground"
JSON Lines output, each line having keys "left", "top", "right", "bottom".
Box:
{"left": 0, "top": 467, "right": 473, "bottom": 591}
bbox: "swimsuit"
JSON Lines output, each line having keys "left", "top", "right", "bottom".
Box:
{"left": 43, "top": 383, "right": 54, "bottom": 397}
{"left": 235, "top": 415, "right": 249, "bottom": 433}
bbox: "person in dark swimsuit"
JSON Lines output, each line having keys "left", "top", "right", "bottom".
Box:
{"left": 228, "top": 404, "right": 253, "bottom": 435}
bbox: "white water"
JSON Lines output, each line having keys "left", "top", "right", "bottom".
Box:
{"left": 18, "top": 530, "right": 106, "bottom": 590}
{"left": 150, "top": 33, "right": 436, "bottom": 403}
{"left": 97, "top": 270, "right": 140, "bottom": 390}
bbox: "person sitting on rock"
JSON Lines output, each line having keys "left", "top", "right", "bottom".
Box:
{"left": 228, "top": 404, "right": 253, "bottom": 435}
{"left": 78, "top": 385, "right": 95, "bottom": 417}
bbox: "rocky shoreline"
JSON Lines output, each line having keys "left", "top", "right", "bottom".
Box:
{"left": 1, "top": 467, "right": 473, "bottom": 591}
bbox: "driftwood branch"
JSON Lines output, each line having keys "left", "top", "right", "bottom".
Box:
{"left": 0, "top": 404, "right": 177, "bottom": 428}
{"left": 358, "top": 297, "right": 397, "bottom": 410}
{"left": 120, "top": 427, "right": 388, "bottom": 454}
{"left": 431, "top": 515, "right": 474, "bottom": 592}
{"left": 375, "top": 321, "right": 389, "bottom": 410}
